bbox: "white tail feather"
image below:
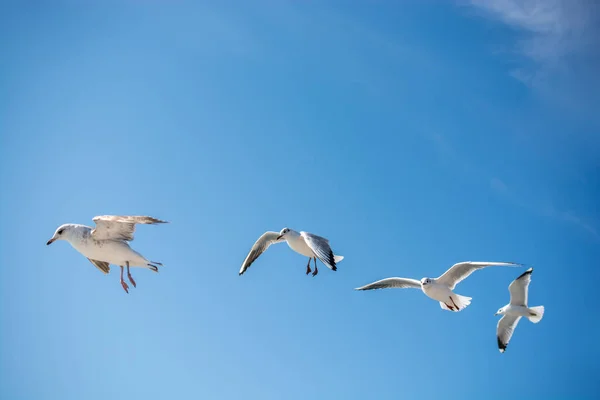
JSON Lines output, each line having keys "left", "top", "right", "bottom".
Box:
{"left": 334, "top": 255, "right": 344, "bottom": 263}
{"left": 452, "top": 293, "right": 472, "bottom": 311}
{"left": 528, "top": 306, "right": 544, "bottom": 323}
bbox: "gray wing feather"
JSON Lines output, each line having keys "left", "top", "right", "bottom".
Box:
{"left": 355, "top": 277, "right": 421, "bottom": 291}
{"left": 87, "top": 258, "right": 110, "bottom": 274}
{"left": 497, "top": 315, "right": 521, "bottom": 353}
{"left": 509, "top": 268, "right": 533, "bottom": 306}
{"left": 239, "top": 231, "right": 284, "bottom": 275}
{"left": 300, "top": 232, "right": 337, "bottom": 271}
{"left": 437, "top": 261, "right": 522, "bottom": 289}
{"left": 91, "top": 215, "right": 168, "bottom": 241}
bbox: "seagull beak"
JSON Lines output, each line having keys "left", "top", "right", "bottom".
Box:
{"left": 46, "top": 238, "right": 55, "bottom": 245}
{"left": 494, "top": 312, "right": 499, "bottom": 316}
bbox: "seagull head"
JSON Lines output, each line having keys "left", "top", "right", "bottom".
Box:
{"left": 421, "top": 277, "right": 431, "bottom": 286}
{"left": 494, "top": 307, "right": 506, "bottom": 316}
{"left": 276, "top": 227, "right": 291, "bottom": 241}
{"left": 46, "top": 224, "right": 75, "bottom": 245}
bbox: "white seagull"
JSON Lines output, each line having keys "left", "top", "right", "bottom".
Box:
{"left": 495, "top": 268, "right": 544, "bottom": 353}
{"left": 47, "top": 215, "right": 168, "bottom": 293}
{"left": 239, "top": 227, "right": 344, "bottom": 276}
{"left": 355, "top": 261, "right": 523, "bottom": 312}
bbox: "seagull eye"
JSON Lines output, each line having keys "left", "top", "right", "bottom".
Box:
{"left": 58, "top": 229, "right": 64, "bottom": 235}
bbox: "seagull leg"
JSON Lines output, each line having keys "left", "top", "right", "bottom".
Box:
{"left": 312, "top": 257, "right": 318, "bottom": 277}
{"left": 126, "top": 261, "right": 136, "bottom": 288}
{"left": 120, "top": 266, "right": 129, "bottom": 294}
{"left": 306, "top": 258, "right": 312, "bottom": 275}
{"left": 449, "top": 297, "right": 459, "bottom": 311}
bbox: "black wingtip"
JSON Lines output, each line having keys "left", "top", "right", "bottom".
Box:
{"left": 513, "top": 262, "right": 532, "bottom": 268}
{"left": 328, "top": 250, "right": 337, "bottom": 271}
{"left": 497, "top": 337, "right": 507, "bottom": 353}
{"left": 515, "top": 268, "right": 534, "bottom": 280}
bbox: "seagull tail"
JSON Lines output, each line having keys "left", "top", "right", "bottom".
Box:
{"left": 454, "top": 294, "right": 472, "bottom": 310}
{"left": 527, "top": 306, "right": 544, "bottom": 323}
{"left": 334, "top": 255, "right": 344, "bottom": 263}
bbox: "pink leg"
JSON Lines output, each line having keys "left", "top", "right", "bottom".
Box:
{"left": 449, "top": 297, "right": 459, "bottom": 311}
{"left": 126, "top": 262, "right": 136, "bottom": 288}
{"left": 120, "top": 266, "right": 129, "bottom": 293}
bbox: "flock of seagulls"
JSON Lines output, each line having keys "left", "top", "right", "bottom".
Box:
{"left": 46, "top": 216, "right": 544, "bottom": 353}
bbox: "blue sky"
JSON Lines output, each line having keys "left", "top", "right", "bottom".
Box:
{"left": 1, "top": 1, "right": 599, "bottom": 399}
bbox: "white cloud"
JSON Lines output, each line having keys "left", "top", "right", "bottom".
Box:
{"left": 466, "top": 0, "right": 599, "bottom": 85}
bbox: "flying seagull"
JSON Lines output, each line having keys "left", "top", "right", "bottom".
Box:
{"left": 495, "top": 268, "right": 544, "bottom": 353}
{"left": 239, "top": 228, "right": 344, "bottom": 276}
{"left": 47, "top": 215, "right": 168, "bottom": 293}
{"left": 355, "top": 261, "right": 523, "bottom": 312}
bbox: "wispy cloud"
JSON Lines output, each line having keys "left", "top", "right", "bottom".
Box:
{"left": 496, "top": 177, "right": 600, "bottom": 240}
{"left": 464, "top": 0, "right": 600, "bottom": 87}
{"left": 431, "top": 132, "right": 600, "bottom": 241}
{"left": 494, "top": 177, "right": 600, "bottom": 241}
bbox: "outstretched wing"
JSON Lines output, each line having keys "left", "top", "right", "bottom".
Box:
{"left": 497, "top": 314, "right": 521, "bottom": 353}
{"left": 91, "top": 215, "right": 167, "bottom": 241}
{"left": 509, "top": 268, "right": 533, "bottom": 306}
{"left": 87, "top": 258, "right": 110, "bottom": 274}
{"left": 239, "top": 231, "right": 284, "bottom": 275}
{"left": 300, "top": 232, "right": 337, "bottom": 271}
{"left": 436, "top": 261, "right": 522, "bottom": 290}
{"left": 355, "top": 277, "right": 421, "bottom": 291}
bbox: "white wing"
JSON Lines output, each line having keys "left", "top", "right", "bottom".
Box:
{"left": 355, "top": 277, "right": 421, "bottom": 291}
{"left": 91, "top": 215, "right": 167, "bottom": 241}
{"left": 300, "top": 232, "right": 337, "bottom": 271}
{"left": 239, "top": 231, "right": 285, "bottom": 275}
{"left": 497, "top": 314, "right": 521, "bottom": 353}
{"left": 436, "top": 261, "right": 522, "bottom": 289}
{"left": 509, "top": 268, "right": 533, "bottom": 306}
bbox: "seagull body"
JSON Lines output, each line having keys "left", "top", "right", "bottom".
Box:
{"left": 239, "top": 227, "right": 344, "bottom": 276}
{"left": 495, "top": 268, "right": 544, "bottom": 353}
{"left": 47, "top": 215, "right": 168, "bottom": 293}
{"left": 356, "top": 261, "right": 523, "bottom": 312}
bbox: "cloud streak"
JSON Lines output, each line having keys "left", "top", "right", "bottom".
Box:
{"left": 465, "top": 0, "right": 600, "bottom": 86}
{"left": 431, "top": 132, "right": 600, "bottom": 241}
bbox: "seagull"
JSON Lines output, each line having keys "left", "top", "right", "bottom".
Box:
{"left": 46, "top": 215, "right": 168, "bottom": 293}
{"left": 239, "top": 228, "right": 344, "bottom": 276}
{"left": 355, "top": 261, "right": 523, "bottom": 312}
{"left": 495, "top": 268, "right": 544, "bottom": 353}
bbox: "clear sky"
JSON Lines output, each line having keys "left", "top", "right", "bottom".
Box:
{"left": 1, "top": 1, "right": 599, "bottom": 399}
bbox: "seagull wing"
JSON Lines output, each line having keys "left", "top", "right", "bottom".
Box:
{"left": 436, "top": 261, "right": 522, "bottom": 290}
{"left": 355, "top": 277, "right": 421, "bottom": 291}
{"left": 300, "top": 232, "right": 337, "bottom": 271}
{"left": 87, "top": 258, "right": 110, "bottom": 274}
{"left": 497, "top": 314, "right": 521, "bottom": 353}
{"left": 239, "top": 231, "right": 284, "bottom": 275}
{"left": 509, "top": 268, "right": 533, "bottom": 306}
{"left": 91, "top": 215, "right": 168, "bottom": 241}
